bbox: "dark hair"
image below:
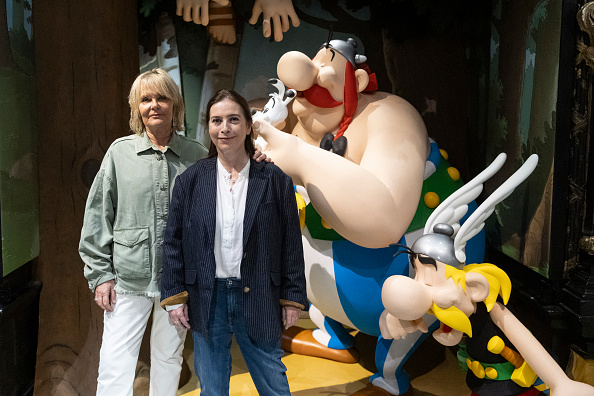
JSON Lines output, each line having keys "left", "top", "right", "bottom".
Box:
{"left": 206, "top": 89, "right": 255, "bottom": 158}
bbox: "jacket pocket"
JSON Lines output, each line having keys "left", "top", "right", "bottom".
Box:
{"left": 258, "top": 200, "right": 275, "bottom": 217}
{"left": 270, "top": 271, "right": 281, "bottom": 287}
{"left": 113, "top": 227, "right": 150, "bottom": 279}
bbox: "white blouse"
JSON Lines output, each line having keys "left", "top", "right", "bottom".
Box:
{"left": 214, "top": 158, "right": 250, "bottom": 279}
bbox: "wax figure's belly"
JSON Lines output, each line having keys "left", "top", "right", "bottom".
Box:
{"left": 296, "top": 146, "right": 484, "bottom": 337}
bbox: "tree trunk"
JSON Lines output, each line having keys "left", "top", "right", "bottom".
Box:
{"left": 491, "top": 0, "right": 540, "bottom": 185}
{"left": 32, "top": 1, "right": 138, "bottom": 394}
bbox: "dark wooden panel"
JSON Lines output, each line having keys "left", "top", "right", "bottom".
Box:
{"left": 32, "top": 1, "right": 138, "bottom": 394}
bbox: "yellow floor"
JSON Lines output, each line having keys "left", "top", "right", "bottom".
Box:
{"left": 177, "top": 318, "right": 470, "bottom": 396}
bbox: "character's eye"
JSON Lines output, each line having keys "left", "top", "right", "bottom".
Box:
{"left": 210, "top": 117, "right": 222, "bottom": 125}
{"left": 263, "top": 98, "right": 276, "bottom": 113}
{"left": 417, "top": 254, "right": 437, "bottom": 267}
{"left": 141, "top": 96, "right": 150, "bottom": 102}
{"left": 329, "top": 49, "right": 336, "bottom": 62}
{"left": 158, "top": 95, "right": 168, "bottom": 101}
{"left": 230, "top": 116, "right": 241, "bottom": 123}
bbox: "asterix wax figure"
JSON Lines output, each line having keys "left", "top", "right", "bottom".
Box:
{"left": 252, "top": 36, "right": 484, "bottom": 394}
{"left": 380, "top": 154, "right": 594, "bottom": 396}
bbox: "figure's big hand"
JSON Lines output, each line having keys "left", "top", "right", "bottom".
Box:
{"left": 249, "top": 0, "right": 300, "bottom": 42}
{"left": 549, "top": 379, "right": 594, "bottom": 396}
{"left": 379, "top": 311, "right": 428, "bottom": 340}
{"left": 176, "top": 0, "right": 229, "bottom": 26}
{"left": 94, "top": 280, "right": 116, "bottom": 312}
{"left": 252, "top": 120, "right": 296, "bottom": 159}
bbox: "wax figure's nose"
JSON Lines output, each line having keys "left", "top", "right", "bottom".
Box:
{"left": 433, "top": 288, "right": 459, "bottom": 310}
{"left": 381, "top": 275, "right": 432, "bottom": 320}
{"left": 277, "top": 51, "right": 317, "bottom": 91}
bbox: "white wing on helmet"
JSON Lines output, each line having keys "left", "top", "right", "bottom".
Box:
{"left": 453, "top": 154, "right": 539, "bottom": 263}
{"left": 423, "top": 152, "right": 508, "bottom": 237}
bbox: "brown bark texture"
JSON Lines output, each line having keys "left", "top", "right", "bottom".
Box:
{"left": 32, "top": 1, "right": 138, "bottom": 394}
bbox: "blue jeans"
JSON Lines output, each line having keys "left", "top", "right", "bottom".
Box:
{"left": 192, "top": 278, "right": 290, "bottom": 396}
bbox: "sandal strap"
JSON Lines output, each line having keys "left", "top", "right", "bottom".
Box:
{"left": 209, "top": 5, "right": 233, "bottom": 15}
{"left": 208, "top": 18, "right": 235, "bottom": 26}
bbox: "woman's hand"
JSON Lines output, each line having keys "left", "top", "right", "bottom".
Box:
{"left": 282, "top": 306, "right": 301, "bottom": 330}
{"left": 252, "top": 149, "right": 271, "bottom": 163}
{"left": 94, "top": 280, "right": 116, "bottom": 312}
{"left": 168, "top": 303, "right": 191, "bottom": 330}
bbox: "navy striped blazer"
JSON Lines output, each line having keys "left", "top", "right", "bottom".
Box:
{"left": 161, "top": 157, "right": 307, "bottom": 342}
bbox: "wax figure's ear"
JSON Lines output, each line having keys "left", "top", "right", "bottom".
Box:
{"left": 465, "top": 272, "right": 490, "bottom": 303}
{"left": 355, "top": 69, "right": 369, "bottom": 93}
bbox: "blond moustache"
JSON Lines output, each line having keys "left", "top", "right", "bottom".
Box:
{"left": 430, "top": 303, "right": 473, "bottom": 337}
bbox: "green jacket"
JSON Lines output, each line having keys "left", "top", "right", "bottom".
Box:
{"left": 79, "top": 132, "right": 208, "bottom": 297}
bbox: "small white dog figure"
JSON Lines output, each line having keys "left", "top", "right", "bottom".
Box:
{"left": 252, "top": 78, "right": 296, "bottom": 149}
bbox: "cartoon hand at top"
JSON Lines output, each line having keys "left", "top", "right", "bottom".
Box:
{"left": 249, "top": 0, "right": 300, "bottom": 42}
{"left": 176, "top": 0, "right": 229, "bottom": 26}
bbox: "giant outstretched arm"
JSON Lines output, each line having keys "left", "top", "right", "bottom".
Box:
{"left": 490, "top": 303, "right": 594, "bottom": 395}
{"left": 253, "top": 102, "right": 427, "bottom": 248}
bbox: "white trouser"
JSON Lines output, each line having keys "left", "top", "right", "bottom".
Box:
{"left": 96, "top": 294, "right": 186, "bottom": 396}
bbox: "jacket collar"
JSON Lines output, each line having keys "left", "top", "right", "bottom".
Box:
{"left": 203, "top": 156, "right": 267, "bottom": 177}
{"left": 135, "top": 131, "right": 183, "bottom": 156}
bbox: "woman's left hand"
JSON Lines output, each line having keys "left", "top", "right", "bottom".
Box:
{"left": 168, "top": 303, "right": 191, "bottom": 330}
{"left": 282, "top": 306, "right": 301, "bottom": 330}
{"left": 253, "top": 149, "right": 272, "bottom": 163}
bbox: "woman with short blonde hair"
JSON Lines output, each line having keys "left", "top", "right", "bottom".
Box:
{"left": 128, "top": 68, "right": 186, "bottom": 135}
{"left": 80, "top": 68, "right": 206, "bottom": 396}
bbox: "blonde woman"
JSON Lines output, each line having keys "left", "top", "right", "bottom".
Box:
{"left": 79, "top": 68, "right": 206, "bottom": 395}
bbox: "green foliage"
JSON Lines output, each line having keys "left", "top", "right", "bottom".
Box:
{"left": 530, "top": 0, "right": 549, "bottom": 32}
